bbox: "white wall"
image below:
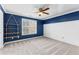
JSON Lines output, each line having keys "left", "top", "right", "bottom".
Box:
{"left": 44, "top": 20, "right": 79, "bottom": 46}
{"left": 0, "top": 8, "right": 3, "bottom": 48}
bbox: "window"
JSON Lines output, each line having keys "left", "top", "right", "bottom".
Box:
{"left": 22, "top": 18, "right": 37, "bottom": 35}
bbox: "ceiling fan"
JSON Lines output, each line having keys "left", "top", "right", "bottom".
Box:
{"left": 36, "top": 7, "right": 50, "bottom": 16}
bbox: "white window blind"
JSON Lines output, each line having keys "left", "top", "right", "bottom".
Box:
{"left": 22, "top": 18, "right": 37, "bottom": 35}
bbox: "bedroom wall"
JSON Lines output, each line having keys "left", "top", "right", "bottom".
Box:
{"left": 4, "top": 13, "right": 43, "bottom": 42}
{"left": 0, "top": 6, "right": 3, "bottom": 48}
{"left": 44, "top": 11, "right": 79, "bottom": 46}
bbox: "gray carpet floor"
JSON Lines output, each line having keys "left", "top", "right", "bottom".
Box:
{"left": 0, "top": 36, "right": 79, "bottom": 55}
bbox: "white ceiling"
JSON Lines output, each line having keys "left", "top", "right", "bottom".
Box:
{"left": 2, "top": 4, "right": 79, "bottom": 20}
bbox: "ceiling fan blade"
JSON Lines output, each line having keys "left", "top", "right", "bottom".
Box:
{"left": 42, "top": 8, "right": 49, "bottom": 11}
{"left": 42, "top": 11, "right": 49, "bottom": 15}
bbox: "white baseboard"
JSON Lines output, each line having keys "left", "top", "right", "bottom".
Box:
{"left": 0, "top": 42, "right": 4, "bottom": 49}
{"left": 4, "top": 36, "right": 43, "bottom": 45}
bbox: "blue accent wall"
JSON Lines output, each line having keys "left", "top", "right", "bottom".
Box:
{"left": 44, "top": 11, "right": 79, "bottom": 24}
{"left": 4, "top": 13, "right": 43, "bottom": 42}
{"left": 3, "top": 9, "right": 79, "bottom": 42}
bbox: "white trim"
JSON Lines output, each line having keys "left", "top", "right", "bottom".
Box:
{"left": 0, "top": 8, "right": 3, "bottom": 48}
{"left": 4, "top": 36, "right": 42, "bottom": 45}
{"left": 44, "top": 9, "right": 79, "bottom": 20}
